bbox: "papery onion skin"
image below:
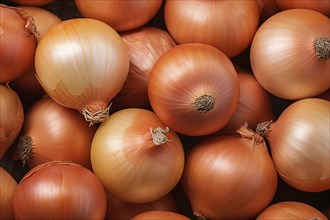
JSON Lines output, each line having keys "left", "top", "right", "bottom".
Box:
{"left": 164, "top": 0, "right": 260, "bottom": 58}
{"left": 74, "top": 0, "right": 163, "bottom": 32}
{"left": 0, "top": 4, "right": 38, "bottom": 83}
{"left": 275, "top": 0, "right": 330, "bottom": 17}
{"left": 219, "top": 71, "right": 274, "bottom": 135}
{"left": 264, "top": 98, "right": 330, "bottom": 192}
{"left": 256, "top": 201, "right": 328, "bottom": 220}
{"left": 105, "top": 193, "right": 178, "bottom": 220}
{"left": 10, "top": 0, "right": 55, "bottom": 6}
{"left": 250, "top": 9, "right": 330, "bottom": 100}
{"left": 111, "top": 26, "right": 177, "bottom": 111}
{"left": 131, "top": 210, "right": 190, "bottom": 220}
{"left": 34, "top": 18, "right": 130, "bottom": 125}
{"left": 13, "top": 161, "right": 107, "bottom": 220}
{"left": 0, "top": 84, "right": 24, "bottom": 159}
{"left": 15, "top": 96, "right": 96, "bottom": 170}
{"left": 91, "top": 108, "right": 185, "bottom": 203}
{"left": 0, "top": 167, "right": 17, "bottom": 220}
{"left": 182, "top": 126, "right": 278, "bottom": 219}
{"left": 148, "top": 43, "right": 239, "bottom": 136}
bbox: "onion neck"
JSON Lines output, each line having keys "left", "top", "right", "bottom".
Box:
{"left": 16, "top": 135, "right": 33, "bottom": 166}
{"left": 150, "top": 127, "right": 171, "bottom": 146}
{"left": 236, "top": 122, "right": 265, "bottom": 145}
{"left": 81, "top": 103, "right": 111, "bottom": 126}
{"left": 194, "top": 94, "right": 215, "bottom": 113}
{"left": 313, "top": 37, "right": 329, "bottom": 60}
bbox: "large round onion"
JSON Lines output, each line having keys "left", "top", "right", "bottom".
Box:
{"left": 0, "top": 167, "right": 17, "bottom": 220}
{"left": 34, "top": 18, "right": 129, "bottom": 125}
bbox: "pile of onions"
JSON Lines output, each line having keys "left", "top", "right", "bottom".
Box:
{"left": 148, "top": 43, "right": 239, "bottom": 136}
{"left": 91, "top": 108, "right": 184, "bottom": 203}
{"left": 74, "top": 0, "right": 163, "bottom": 32}
{"left": 10, "top": 6, "right": 62, "bottom": 101}
{"left": 182, "top": 123, "right": 278, "bottom": 219}
{"left": 13, "top": 161, "right": 107, "bottom": 219}
{"left": 0, "top": 167, "right": 17, "bottom": 220}
{"left": 105, "top": 193, "right": 178, "bottom": 220}
{"left": 275, "top": 0, "right": 330, "bottom": 16}
{"left": 261, "top": 98, "right": 330, "bottom": 192}
{"left": 131, "top": 211, "right": 190, "bottom": 220}
{"left": 111, "top": 26, "right": 177, "bottom": 111}
{"left": 14, "top": 96, "right": 96, "bottom": 169}
{"left": 34, "top": 18, "right": 130, "bottom": 125}
{"left": 218, "top": 71, "right": 274, "bottom": 135}
{"left": 0, "top": 84, "right": 24, "bottom": 159}
{"left": 0, "top": 4, "right": 39, "bottom": 83}
{"left": 10, "top": 0, "right": 56, "bottom": 6}
{"left": 164, "top": 1, "right": 260, "bottom": 58}
{"left": 250, "top": 9, "right": 330, "bottom": 100}
{"left": 256, "top": 201, "right": 328, "bottom": 220}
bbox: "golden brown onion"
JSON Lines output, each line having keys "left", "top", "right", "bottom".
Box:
{"left": 74, "top": 0, "right": 163, "bottom": 31}
{"left": 131, "top": 210, "right": 190, "bottom": 220}
{"left": 275, "top": 0, "right": 330, "bottom": 16}
{"left": 148, "top": 43, "right": 239, "bottom": 136}
{"left": 0, "top": 167, "right": 17, "bottom": 220}
{"left": 164, "top": 1, "right": 260, "bottom": 58}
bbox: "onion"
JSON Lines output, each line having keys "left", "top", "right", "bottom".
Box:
{"left": 34, "top": 18, "right": 130, "bottom": 125}
{"left": 0, "top": 84, "right": 24, "bottom": 159}
{"left": 14, "top": 96, "right": 96, "bottom": 170}
{"left": 0, "top": 167, "right": 17, "bottom": 220}
{"left": 105, "top": 193, "right": 178, "bottom": 220}
{"left": 0, "top": 4, "right": 39, "bottom": 83}
{"left": 148, "top": 43, "right": 240, "bottom": 136}
{"left": 250, "top": 9, "right": 330, "bottom": 100}
{"left": 10, "top": 6, "right": 61, "bottom": 101}
{"left": 13, "top": 161, "right": 107, "bottom": 220}
{"left": 110, "top": 26, "right": 177, "bottom": 112}
{"left": 275, "top": 0, "right": 330, "bottom": 16}
{"left": 182, "top": 123, "right": 278, "bottom": 219}
{"left": 91, "top": 108, "right": 184, "bottom": 203}
{"left": 10, "top": 0, "right": 55, "bottom": 6}
{"left": 131, "top": 211, "right": 190, "bottom": 220}
{"left": 164, "top": 0, "right": 260, "bottom": 58}
{"left": 74, "top": 0, "right": 163, "bottom": 32}
{"left": 256, "top": 201, "right": 328, "bottom": 220}
{"left": 219, "top": 71, "right": 274, "bottom": 135}
{"left": 260, "top": 98, "right": 330, "bottom": 192}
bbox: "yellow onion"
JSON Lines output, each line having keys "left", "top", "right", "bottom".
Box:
{"left": 0, "top": 84, "right": 24, "bottom": 159}
{"left": 91, "top": 108, "right": 185, "bottom": 203}
{"left": 250, "top": 9, "right": 330, "bottom": 100}
{"left": 34, "top": 18, "right": 130, "bottom": 125}
{"left": 275, "top": 0, "right": 330, "bottom": 16}
{"left": 111, "top": 26, "right": 177, "bottom": 111}
{"left": 164, "top": 0, "right": 260, "bottom": 58}
{"left": 74, "top": 0, "right": 163, "bottom": 32}
{"left": 148, "top": 43, "right": 239, "bottom": 136}
{"left": 261, "top": 98, "right": 330, "bottom": 192}
{"left": 131, "top": 211, "right": 190, "bottom": 220}
{"left": 257, "top": 201, "right": 328, "bottom": 220}
{"left": 182, "top": 123, "right": 278, "bottom": 219}
{"left": 0, "top": 167, "right": 17, "bottom": 220}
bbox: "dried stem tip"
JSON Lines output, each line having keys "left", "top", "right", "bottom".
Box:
{"left": 194, "top": 94, "right": 215, "bottom": 113}
{"left": 314, "top": 37, "right": 330, "bottom": 60}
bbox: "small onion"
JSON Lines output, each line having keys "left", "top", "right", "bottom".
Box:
{"left": 164, "top": 0, "right": 260, "bottom": 58}
{"left": 219, "top": 71, "right": 274, "bottom": 135}
{"left": 14, "top": 96, "right": 96, "bottom": 169}
{"left": 182, "top": 124, "right": 278, "bottom": 219}
{"left": 275, "top": 0, "right": 330, "bottom": 16}
{"left": 111, "top": 26, "right": 177, "bottom": 111}
{"left": 256, "top": 201, "right": 328, "bottom": 220}
{"left": 34, "top": 18, "right": 130, "bottom": 125}
{"left": 261, "top": 98, "right": 330, "bottom": 192}
{"left": 131, "top": 210, "right": 190, "bottom": 220}
{"left": 105, "top": 193, "right": 178, "bottom": 220}
{"left": 91, "top": 108, "right": 185, "bottom": 203}
{"left": 0, "top": 4, "right": 39, "bottom": 83}
{"left": 13, "top": 161, "right": 107, "bottom": 220}
{"left": 10, "top": 0, "right": 55, "bottom": 6}
{"left": 74, "top": 0, "right": 163, "bottom": 32}
{"left": 0, "top": 84, "right": 24, "bottom": 159}
{"left": 250, "top": 9, "right": 330, "bottom": 100}
{"left": 0, "top": 167, "right": 17, "bottom": 220}
{"left": 148, "top": 43, "right": 240, "bottom": 136}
